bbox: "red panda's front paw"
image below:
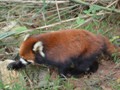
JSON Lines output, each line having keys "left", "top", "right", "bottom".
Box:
{"left": 7, "top": 62, "right": 17, "bottom": 70}
{"left": 7, "top": 61, "right": 26, "bottom": 70}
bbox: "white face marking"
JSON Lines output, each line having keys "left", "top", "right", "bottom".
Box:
{"left": 27, "top": 60, "right": 34, "bottom": 64}
{"left": 20, "top": 58, "right": 28, "bottom": 65}
{"left": 24, "top": 34, "right": 30, "bottom": 41}
{"left": 33, "top": 41, "right": 45, "bottom": 57}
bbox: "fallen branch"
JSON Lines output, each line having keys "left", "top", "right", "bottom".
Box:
{"left": 21, "top": 12, "right": 111, "bottom": 33}
{"left": 0, "top": 0, "right": 69, "bottom": 4}
{"left": 74, "top": 17, "right": 93, "bottom": 28}
{"left": 70, "top": 0, "right": 120, "bottom": 13}
{"left": 0, "top": 12, "right": 111, "bottom": 40}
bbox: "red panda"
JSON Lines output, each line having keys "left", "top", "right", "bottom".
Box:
{"left": 7, "top": 29, "right": 120, "bottom": 76}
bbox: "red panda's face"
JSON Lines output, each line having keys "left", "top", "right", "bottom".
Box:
{"left": 19, "top": 35, "right": 45, "bottom": 64}
{"left": 19, "top": 41, "right": 35, "bottom": 62}
{"left": 7, "top": 34, "right": 45, "bottom": 70}
{"left": 19, "top": 36, "right": 38, "bottom": 64}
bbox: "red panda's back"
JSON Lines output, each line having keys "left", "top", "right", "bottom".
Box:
{"left": 36, "top": 30, "right": 104, "bottom": 63}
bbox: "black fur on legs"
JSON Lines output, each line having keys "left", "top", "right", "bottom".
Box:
{"left": 35, "top": 51, "right": 101, "bottom": 77}
{"left": 73, "top": 54, "right": 100, "bottom": 75}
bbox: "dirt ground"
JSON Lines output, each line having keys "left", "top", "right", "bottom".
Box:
{"left": 50, "top": 60, "right": 120, "bottom": 90}
{"left": 69, "top": 60, "right": 120, "bottom": 90}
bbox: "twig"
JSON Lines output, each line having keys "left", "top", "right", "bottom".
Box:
{"left": 42, "top": 12, "right": 48, "bottom": 30}
{"left": 24, "top": 70, "right": 34, "bottom": 90}
{"left": 0, "top": 12, "right": 111, "bottom": 40}
{"left": 36, "top": 12, "right": 110, "bottom": 29}
{"left": 0, "top": 0, "right": 69, "bottom": 4}
{"left": 70, "top": 0, "right": 120, "bottom": 13}
{"left": 55, "top": 0, "right": 61, "bottom": 21}
{"left": 107, "top": 0, "right": 119, "bottom": 8}
{"left": 97, "top": 0, "right": 119, "bottom": 21}
{"left": 74, "top": 17, "right": 93, "bottom": 28}
{"left": 21, "top": 18, "right": 77, "bottom": 33}
{"left": 19, "top": 12, "right": 111, "bottom": 34}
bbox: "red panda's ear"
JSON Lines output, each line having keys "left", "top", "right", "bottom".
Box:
{"left": 33, "top": 41, "right": 45, "bottom": 57}
{"left": 24, "top": 34, "right": 30, "bottom": 41}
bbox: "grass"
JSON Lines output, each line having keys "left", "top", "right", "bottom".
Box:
{"left": 0, "top": 73, "right": 26, "bottom": 90}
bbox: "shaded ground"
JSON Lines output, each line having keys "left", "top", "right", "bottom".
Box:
{"left": 48, "top": 59, "right": 120, "bottom": 90}
{"left": 68, "top": 60, "right": 120, "bottom": 90}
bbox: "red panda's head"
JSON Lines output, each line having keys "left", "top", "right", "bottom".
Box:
{"left": 7, "top": 34, "right": 45, "bottom": 70}
{"left": 19, "top": 34, "right": 44, "bottom": 64}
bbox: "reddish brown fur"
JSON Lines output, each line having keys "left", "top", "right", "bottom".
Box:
{"left": 19, "top": 37, "right": 38, "bottom": 60}
{"left": 104, "top": 37, "right": 120, "bottom": 54}
{"left": 19, "top": 29, "right": 120, "bottom": 63}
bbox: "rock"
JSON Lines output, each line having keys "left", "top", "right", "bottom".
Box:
{"left": 0, "top": 59, "right": 49, "bottom": 89}
{"left": 0, "top": 60, "right": 19, "bottom": 85}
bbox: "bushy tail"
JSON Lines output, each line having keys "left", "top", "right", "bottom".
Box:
{"left": 104, "top": 37, "right": 120, "bottom": 57}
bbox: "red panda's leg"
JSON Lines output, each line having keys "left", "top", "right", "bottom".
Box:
{"left": 76, "top": 61, "right": 93, "bottom": 73}
{"left": 89, "top": 61, "right": 99, "bottom": 73}
{"left": 58, "top": 68, "right": 67, "bottom": 77}
{"left": 73, "top": 53, "right": 100, "bottom": 74}
{"left": 58, "top": 66, "right": 68, "bottom": 77}
{"left": 57, "top": 63, "right": 72, "bottom": 77}
{"left": 76, "top": 61, "right": 99, "bottom": 74}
